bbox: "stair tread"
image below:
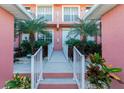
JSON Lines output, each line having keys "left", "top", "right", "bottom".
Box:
{"left": 40, "top": 78, "right": 76, "bottom": 84}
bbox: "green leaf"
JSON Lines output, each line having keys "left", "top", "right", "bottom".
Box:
{"left": 5, "top": 80, "right": 19, "bottom": 89}
{"left": 108, "top": 68, "right": 122, "bottom": 73}
{"left": 102, "top": 65, "right": 109, "bottom": 71}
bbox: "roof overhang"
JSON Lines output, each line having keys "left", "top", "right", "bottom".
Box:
{"left": 83, "top": 4, "right": 118, "bottom": 20}
{"left": 0, "top": 4, "right": 33, "bottom": 20}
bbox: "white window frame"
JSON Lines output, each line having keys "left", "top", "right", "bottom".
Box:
{"left": 62, "top": 5, "right": 80, "bottom": 22}
{"left": 37, "top": 4, "right": 54, "bottom": 22}
{"left": 38, "top": 28, "right": 53, "bottom": 42}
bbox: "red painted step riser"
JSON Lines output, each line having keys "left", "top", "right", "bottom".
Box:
{"left": 38, "top": 84, "right": 78, "bottom": 89}
{"left": 43, "top": 73, "right": 73, "bottom": 78}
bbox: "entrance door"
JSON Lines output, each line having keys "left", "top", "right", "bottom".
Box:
{"left": 54, "top": 29, "right": 62, "bottom": 51}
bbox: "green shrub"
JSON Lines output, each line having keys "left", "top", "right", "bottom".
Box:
{"left": 66, "top": 39, "right": 101, "bottom": 56}
{"left": 65, "top": 38, "right": 81, "bottom": 47}
{"left": 20, "top": 40, "right": 32, "bottom": 55}
{"left": 87, "top": 53, "right": 122, "bottom": 88}
{"left": 5, "top": 74, "right": 31, "bottom": 89}
{"left": 33, "top": 40, "right": 49, "bottom": 53}
{"left": 84, "top": 41, "right": 101, "bottom": 56}
{"left": 19, "top": 40, "right": 50, "bottom": 56}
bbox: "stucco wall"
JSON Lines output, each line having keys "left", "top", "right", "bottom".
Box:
{"left": 0, "top": 7, "right": 14, "bottom": 88}
{"left": 101, "top": 5, "right": 124, "bottom": 88}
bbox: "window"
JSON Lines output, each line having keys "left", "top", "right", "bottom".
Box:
{"left": 38, "top": 29, "right": 52, "bottom": 42}
{"left": 87, "top": 36, "right": 95, "bottom": 41}
{"left": 22, "top": 34, "right": 29, "bottom": 41}
{"left": 63, "top": 7, "right": 79, "bottom": 22}
{"left": 37, "top": 6, "right": 52, "bottom": 21}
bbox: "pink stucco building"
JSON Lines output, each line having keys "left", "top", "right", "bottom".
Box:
{"left": 0, "top": 4, "right": 32, "bottom": 88}
{"left": 1, "top": 4, "right": 124, "bottom": 89}
{"left": 18, "top": 4, "right": 93, "bottom": 51}
{"left": 84, "top": 4, "right": 124, "bottom": 88}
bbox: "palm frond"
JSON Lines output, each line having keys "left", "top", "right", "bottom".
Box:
{"left": 67, "top": 18, "right": 99, "bottom": 39}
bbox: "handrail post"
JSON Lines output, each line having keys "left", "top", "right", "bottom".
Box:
{"left": 73, "top": 47, "right": 76, "bottom": 80}
{"left": 31, "top": 55, "right": 34, "bottom": 89}
{"left": 81, "top": 55, "right": 85, "bottom": 89}
{"left": 73, "top": 46, "right": 85, "bottom": 89}
{"left": 31, "top": 46, "right": 43, "bottom": 89}
{"left": 40, "top": 47, "right": 43, "bottom": 80}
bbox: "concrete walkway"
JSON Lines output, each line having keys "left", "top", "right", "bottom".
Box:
{"left": 49, "top": 51, "right": 67, "bottom": 62}
{"left": 14, "top": 51, "right": 73, "bottom": 73}
{"left": 43, "top": 51, "right": 73, "bottom": 73}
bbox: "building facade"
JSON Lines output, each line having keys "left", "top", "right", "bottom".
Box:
{"left": 0, "top": 4, "right": 32, "bottom": 88}
{"left": 101, "top": 5, "right": 124, "bottom": 88}
{"left": 20, "top": 4, "right": 92, "bottom": 51}
{"left": 84, "top": 4, "right": 124, "bottom": 89}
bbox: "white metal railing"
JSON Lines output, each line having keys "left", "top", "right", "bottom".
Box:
{"left": 48, "top": 43, "right": 53, "bottom": 61}
{"left": 73, "top": 46, "right": 85, "bottom": 89}
{"left": 31, "top": 47, "right": 43, "bottom": 89}
{"left": 62, "top": 44, "right": 68, "bottom": 61}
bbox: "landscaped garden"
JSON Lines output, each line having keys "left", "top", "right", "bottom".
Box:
{"left": 8, "top": 17, "right": 123, "bottom": 89}
{"left": 65, "top": 19, "right": 123, "bottom": 89}
{"left": 14, "top": 17, "right": 52, "bottom": 64}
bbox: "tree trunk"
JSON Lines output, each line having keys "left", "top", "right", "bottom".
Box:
{"left": 29, "top": 32, "right": 35, "bottom": 54}
{"left": 79, "top": 35, "right": 87, "bottom": 55}
{"left": 19, "top": 32, "right": 22, "bottom": 48}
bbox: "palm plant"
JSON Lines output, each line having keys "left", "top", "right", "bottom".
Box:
{"left": 67, "top": 19, "right": 99, "bottom": 41}
{"left": 15, "top": 17, "right": 49, "bottom": 54}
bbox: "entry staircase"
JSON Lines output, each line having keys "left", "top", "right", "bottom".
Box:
{"left": 31, "top": 44, "right": 85, "bottom": 89}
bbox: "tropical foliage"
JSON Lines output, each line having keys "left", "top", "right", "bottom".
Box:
{"left": 5, "top": 74, "right": 31, "bottom": 89}
{"left": 15, "top": 17, "right": 51, "bottom": 54}
{"left": 67, "top": 19, "right": 99, "bottom": 41}
{"left": 20, "top": 39, "right": 50, "bottom": 55}
{"left": 86, "top": 53, "right": 122, "bottom": 89}
{"left": 66, "top": 38, "right": 101, "bottom": 56}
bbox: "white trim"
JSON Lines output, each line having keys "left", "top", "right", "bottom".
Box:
{"left": 62, "top": 5, "right": 80, "bottom": 22}
{"left": 0, "top": 4, "right": 33, "bottom": 19}
{"left": 83, "top": 4, "right": 117, "bottom": 20}
{"left": 52, "top": 5, "right": 54, "bottom": 22}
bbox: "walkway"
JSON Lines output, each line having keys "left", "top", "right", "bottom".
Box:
{"left": 49, "top": 51, "right": 67, "bottom": 62}
{"left": 43, "top": 51, "right": 73, "bottom": 73}
{"left": 39, "top": 50, "right": 77, "bottom": 89}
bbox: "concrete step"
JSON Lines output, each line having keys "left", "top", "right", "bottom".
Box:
{"left": 43, "top": 73, "right": 73, "bottom": 78}
{"left": 38, "top": 78, "right": 78, "bottom": 89}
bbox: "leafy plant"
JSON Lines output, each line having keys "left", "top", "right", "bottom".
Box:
{"left": 90, "top": 53, "right": 104, "bottom": 65}
{"left": 20, "top": 39, "right": 50, "bottom": 55}
{"left": 5, "top": 74, "right": 31, "bottom": 89}
{"left": 33, "top": 40, "right": 50, "bottom": 53}
{"left": 20, "top": 40, "right": 32, "bottom": 55}
{"left": 65, "top": 38, "right": 81, "bottom": 47}
{"left": 67, "top": 19, "right": 99, "bottom": 41}
{"left": 86, "top": 53, "right": 122, "bottom": 89}
{"left": 84, "top": 41, "right": 101, "bottom": 56}
{"left": 15, "top": 17, "right": 49, "bottom": 53}
{"left": 66, "top": 39, "right": 101, "bottom": 56}
{"left": 87, "top": 64, "right": 112, "bottom": 88}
